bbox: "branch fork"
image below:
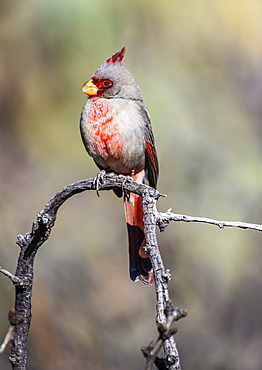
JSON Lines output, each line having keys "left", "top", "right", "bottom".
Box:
{"left": 142, "top": 301, "right": 187, "bottom": 369}
{"left": 0, "top": 268, "right": 29, "bottom": 288}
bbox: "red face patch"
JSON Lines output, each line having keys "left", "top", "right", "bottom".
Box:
{"left": 92, "top": 77, "right": 113, "bottom": 96}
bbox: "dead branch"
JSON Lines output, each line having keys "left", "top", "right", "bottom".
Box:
{"left": 1, "top": 172, "right": 261, "bottom": 369}
{"left": 0, "top": 173, "right": 181, "bottom": 370}
{"left": 157, "top": 209, "right": 262, "bottom": 232}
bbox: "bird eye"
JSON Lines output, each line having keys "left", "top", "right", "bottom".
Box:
{"left": 103, "top": 80, "right": 112, "bottom": 87}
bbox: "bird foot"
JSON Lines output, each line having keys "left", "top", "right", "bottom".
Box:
{"left": 93, "top": 170, "right": 106, "bottom": 197}
{"left": 122, "top": 170, "right": 136, "bottom": 200}
{"left": 122, "top": 173, "right": 133, "bottom": 201}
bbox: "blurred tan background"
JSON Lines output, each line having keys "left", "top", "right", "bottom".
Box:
{"left": 1, "top": 1, "right": 262, "bottom": 369}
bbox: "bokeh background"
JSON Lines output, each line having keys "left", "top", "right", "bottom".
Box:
{"left": 1, "top": 1, "right": 262, "bottom": 369}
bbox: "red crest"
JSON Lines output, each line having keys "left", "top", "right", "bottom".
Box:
{"left": 106, "top": 47, "right": 125, "bottom": 64}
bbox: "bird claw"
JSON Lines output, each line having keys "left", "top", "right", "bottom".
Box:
{"left": 122, "top": 176, "right": 128, "bottom": 195}
{"left": 93, "top": 170, "right": 106, "bottom": 197}
{"left": 122, "top": 174, "right": 133, "bottom": 201}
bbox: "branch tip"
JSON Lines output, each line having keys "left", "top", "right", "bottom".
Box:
{"left": 158, "top": 192, "right": 167, "bottom": 198}
{"left": 141, "top": 340, "right": 154, "bottom": 358}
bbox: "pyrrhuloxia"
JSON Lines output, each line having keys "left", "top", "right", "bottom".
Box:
{"left": 80, "top": 47, "right": 159, "bottom": 284}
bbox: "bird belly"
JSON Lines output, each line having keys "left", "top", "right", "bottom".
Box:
{"left": 81, "top": 98, "right": 145, "bottom": 175}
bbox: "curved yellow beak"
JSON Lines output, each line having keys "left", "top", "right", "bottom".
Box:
{"left": 82, "top": 79, "right": 98, "bottom": 96}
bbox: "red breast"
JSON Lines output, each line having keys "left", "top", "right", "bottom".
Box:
{"left": 82, "top": 97, "right": 146, "bottom": 175}
{"left": 87, "top": 97, "right": 121, "bottom": 161}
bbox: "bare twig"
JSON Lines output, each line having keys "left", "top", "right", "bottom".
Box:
{"left": 157, "top": 209, "right": 262, "bottom": 232}
{"left": 142, "top": 301, "right": 187, "bottom": 370}
{"left": 0, "top": 267, "right": 29, "bottom": 288}
{"left": 0, "top": 326, "right": 14, "bottom": 356}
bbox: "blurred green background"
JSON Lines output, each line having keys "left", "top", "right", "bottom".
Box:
{"left": 1, "top": 0, "right": 262, "bottom": 369}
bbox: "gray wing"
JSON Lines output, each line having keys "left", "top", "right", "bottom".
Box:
{"left": 138, "top": 102, "right": 159, "bottom": 189}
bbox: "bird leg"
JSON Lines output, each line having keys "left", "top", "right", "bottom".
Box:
{"left": 122, "top": 170, "right": 135, "bottom": 200}
{"left": 93, "top": 170, "right": 106, "bottom": 197}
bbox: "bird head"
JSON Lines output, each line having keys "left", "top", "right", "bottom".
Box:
{"left": 82, "top": 47, "right": 143, "bottom": 101}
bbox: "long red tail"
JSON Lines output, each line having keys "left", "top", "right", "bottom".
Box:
{"left": 124, "top": 171, "right": 154, "bottom": 285}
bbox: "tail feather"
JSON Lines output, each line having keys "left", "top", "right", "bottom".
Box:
{"left": 124, "top": 171, "right": 154, "bottom": 285}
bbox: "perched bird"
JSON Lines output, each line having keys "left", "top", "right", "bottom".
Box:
{"left": 80, "top": 47, "right": 159, "bottom": 284}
